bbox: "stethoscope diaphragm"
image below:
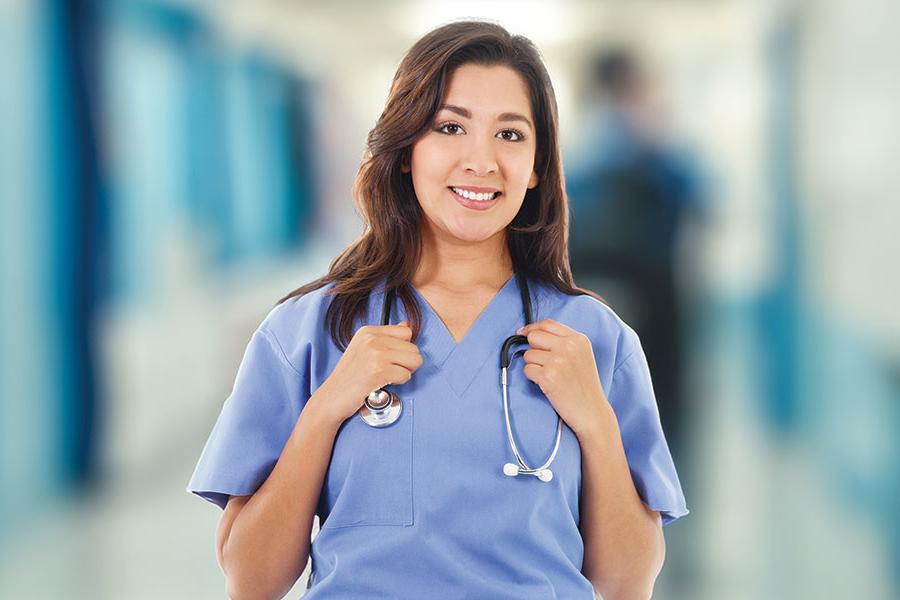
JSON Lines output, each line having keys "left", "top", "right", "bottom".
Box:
{"left": 358, "top": 388, "right": 403, "bottom": 427}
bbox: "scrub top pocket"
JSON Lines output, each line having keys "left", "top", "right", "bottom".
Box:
{"left": 320, "top": 393, "right": 415, "bottom": 529}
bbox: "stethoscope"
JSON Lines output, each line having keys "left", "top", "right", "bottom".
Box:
{"left": 357, "top": 273, "right": 562, "bottom": 483}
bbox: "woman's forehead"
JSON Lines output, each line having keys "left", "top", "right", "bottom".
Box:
{"left": 441, "top": 64, "right": 533, "bottom": 120}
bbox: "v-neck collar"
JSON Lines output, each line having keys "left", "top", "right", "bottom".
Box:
{"left": 405, "top": 274, "right": 525, "bottom": 399}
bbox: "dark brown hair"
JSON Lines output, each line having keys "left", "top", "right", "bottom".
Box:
{"left": 277, "top": 20, "right": 604, "bottom": 351}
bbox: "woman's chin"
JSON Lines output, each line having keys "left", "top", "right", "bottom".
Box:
{"left": 446, "top": 224, "right": 503, "bottom": 244}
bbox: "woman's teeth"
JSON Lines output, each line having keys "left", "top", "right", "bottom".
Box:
{"left": 451, "top": 187, "right": 499, "bottom": 201}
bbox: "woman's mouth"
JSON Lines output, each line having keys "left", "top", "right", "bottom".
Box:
{"left": 448, "top": 186, "right": 502, "bottom": 211}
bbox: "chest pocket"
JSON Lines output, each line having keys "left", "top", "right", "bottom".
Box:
{"left": 320, "top": 395, "right": 414, "bottom": 529}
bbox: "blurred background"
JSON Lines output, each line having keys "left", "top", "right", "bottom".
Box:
{"left": 1, "top": 0, "right": 898, "bottom": 598}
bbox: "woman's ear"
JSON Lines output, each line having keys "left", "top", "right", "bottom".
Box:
{"left": 400, "top": 163, "right": 411, "bottom": 174}
{"left": 527, "top": 170, "right": 539, "bottom": 189}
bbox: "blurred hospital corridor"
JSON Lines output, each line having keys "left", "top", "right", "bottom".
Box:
{"left": 2, "top": 1, "right": 899, "bottom": 598}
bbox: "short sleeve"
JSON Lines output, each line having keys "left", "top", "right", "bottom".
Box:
{"left": 186, "top": 326, "right": 309, "bottom": 510}
{"left": 607, "top": 333, "right": 689, "bottom": 527}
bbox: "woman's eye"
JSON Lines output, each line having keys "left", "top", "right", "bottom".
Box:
{"left": 436, "top": 123, "right": 464, "bottom": 135}
{"left": 435, "top": 122, "right": 525, "bottom": 142}
{"left": 498, "top": 129, "right": 525, "bottom": 142}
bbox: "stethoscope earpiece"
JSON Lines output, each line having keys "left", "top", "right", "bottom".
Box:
{"left": 503, "top": 462, "right": 554, "bottom": 482}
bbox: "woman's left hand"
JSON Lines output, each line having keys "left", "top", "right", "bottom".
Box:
{"left": 516, "top": 319, "right": 610, "bottom": 439}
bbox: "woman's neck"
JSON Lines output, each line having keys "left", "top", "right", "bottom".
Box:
{"left": 412, "top": 228, "right": 513, "bottom": 293}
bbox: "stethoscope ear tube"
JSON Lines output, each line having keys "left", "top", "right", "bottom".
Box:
{"left": 500, "top": 334, "right": 529, "bottom": 369}
{"left": 500, "top": 333, "right": 562, "bottom": 484}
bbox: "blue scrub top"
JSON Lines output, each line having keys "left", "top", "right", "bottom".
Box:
{"left": 187, "top": 274, "right": 689, "bottom": 598}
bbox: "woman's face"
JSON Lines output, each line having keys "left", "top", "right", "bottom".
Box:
{"left": 406, "top": 63, "right": 539, "bottom": 246}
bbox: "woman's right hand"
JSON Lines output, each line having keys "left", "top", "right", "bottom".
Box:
{"left": 317, "top": 320, "right": 423, "bottom": 425}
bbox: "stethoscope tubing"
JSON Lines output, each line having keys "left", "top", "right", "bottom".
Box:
{"left": 362, "top": 273, "right": 563, "bottom": 482}
{"left": 501, "top": 361, "right": 562, "bottom": 475}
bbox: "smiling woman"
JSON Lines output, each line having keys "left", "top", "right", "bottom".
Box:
{"left": 404, "top": 63, "right": 540, "bottom": 247}
{"left": 187, "top": 19, "right": 688, "bottom": 600}
{"left": 276, "top": 19, "right": 592, "bottom": 347}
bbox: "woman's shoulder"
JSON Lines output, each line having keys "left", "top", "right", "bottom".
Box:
{"left": 540, "top": 282, "right": 640, "bottom": 369}
{"left": 258, "top": 282, "right": 338, "bottom": 348}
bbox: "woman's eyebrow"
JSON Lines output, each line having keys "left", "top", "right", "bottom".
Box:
{"left": 438, "top": 104, "right": 533, "bottom": 132}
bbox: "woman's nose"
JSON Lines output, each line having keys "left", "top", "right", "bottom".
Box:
{"left": 461, "top": 136, "right": 499, "bottom": 176}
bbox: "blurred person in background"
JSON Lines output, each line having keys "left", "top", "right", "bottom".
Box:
{"left": 187, "top": 21, "right": 687, "bottom": 600}
{"left": 567, "top": 48, "right": 705, "bottom": 468}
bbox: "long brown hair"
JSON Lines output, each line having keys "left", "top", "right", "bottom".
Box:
{"left": 277, "top": 20, "right": 604, "bottom": 351}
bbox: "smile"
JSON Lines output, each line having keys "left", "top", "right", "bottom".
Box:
{"left": 448, "top": 187, "right": 502, "bottom": 211}
{"left": 450, "top": 186, "right": 500, "bottom": 201}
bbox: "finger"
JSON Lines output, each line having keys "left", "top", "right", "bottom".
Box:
{"left": 378, "top": 339, "right": 423, "bottom": 365}
{"left": 380, "top": 321, "right": 413, "bottom": 340}
{"left": 522, "top": 362, "right": 546, "bottom": 385}
{"left": 522, "top": 348, "right": 552, "bottom": 366}
{"left": 388, "top": 348, "right": 423, "bottom": 372}
{"left": 521, "top": 328, "right": 557, "bottom": 350}
{"left": 379, "top": 337, "right": 421, "bottom": 356}
{"left": 517, "top": 319, "right": 573, "bottom": 337}
{"left": 376, "top": 335, "right": 422, "bottom": 364}
{"left": 385, "top": 364, "right": 414, "bottom": 386}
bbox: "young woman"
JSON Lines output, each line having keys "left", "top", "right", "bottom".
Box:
{"left": 188, "top": 20, "right": 688, "bottom": 600}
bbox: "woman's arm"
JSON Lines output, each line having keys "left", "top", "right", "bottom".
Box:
{"left": 515, "top": 320, "right": 680, "bottom": 599}
{"left": 217, "top": 384, "right": 345, "bottom": 600}
{"left": 578, "top": 402, "right": 666, "bottom": 600}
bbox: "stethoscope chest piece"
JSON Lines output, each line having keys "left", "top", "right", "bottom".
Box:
{"left": 358, "top": 388, "right": 402, "bottom": 427}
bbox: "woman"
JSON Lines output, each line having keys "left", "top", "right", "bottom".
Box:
{"left": 188, "top": 20, "right": 688, "bottom": 600}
